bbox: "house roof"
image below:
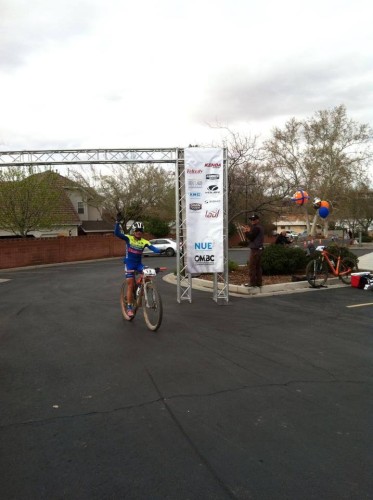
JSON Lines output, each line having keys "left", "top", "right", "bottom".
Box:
{"left": 33, "top": 171, "right": 81, "bottom": 225}
{"left": 80, "top": 221, "right": 113, "bottom": 233}
{"left": 0, "top": 170, "right": 81, "bottom": 226}
{"left": 31, "top": 171, "right": 107, "bottom": 226}
{"left": 276, "top": 213, "right": 308, "bottom": 225}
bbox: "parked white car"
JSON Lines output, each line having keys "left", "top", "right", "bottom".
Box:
{"left": 143, "top": 238, "right": 178, "bottom": 257}
{"left": 297, "top": 230, "right": 309, "bottom": 240}
{"left": 285, "top": 231, "right": 298, "bottom": 240}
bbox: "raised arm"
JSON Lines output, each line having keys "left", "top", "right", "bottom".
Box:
{"left": 114, "top": 215, "right": 129, "bottom": 242}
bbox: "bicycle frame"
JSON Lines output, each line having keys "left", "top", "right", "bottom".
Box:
{"left": 306, "top": 245, "right": 356, "bottom": 288}
{"left": 319, "top": 248, "right": 350, "bottom": 277}
{"left": 120, "top": 266, "right": 166, "bottom": 331}
{"left": 135, "top": 268, "right": 157, "bottom": 307}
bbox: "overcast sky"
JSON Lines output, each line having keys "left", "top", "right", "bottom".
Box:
{"left": 1, "top": 0, "right": 372, "bottom": 152}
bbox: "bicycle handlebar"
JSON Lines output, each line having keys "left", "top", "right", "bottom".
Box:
{"left": 141, "top": 266, "right": 167, "bottom": 274}
{"left": 155, "top": 267, "right": 167, "bottom": 273}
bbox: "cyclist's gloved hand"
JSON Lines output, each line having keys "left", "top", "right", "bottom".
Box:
{"left": 116, "top": 212, "right": 123, "bottom": 222}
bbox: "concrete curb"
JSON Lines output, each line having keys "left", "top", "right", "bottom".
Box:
{"left": 163, "top": 273, "right": 345, "bottom": 297}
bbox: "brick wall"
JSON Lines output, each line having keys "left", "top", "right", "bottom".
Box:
{"left": 0, "top": 235, "right": 125, "bottom": 269}
{"left": 0, "top": 233, "right": 277, "bottom": 270}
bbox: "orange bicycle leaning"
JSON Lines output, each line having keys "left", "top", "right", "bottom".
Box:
{"left": 120, "top": 266, "right": 166, "bottom": 331}
{"left": 306, "top": 245, "right": 358, "bottom": 288}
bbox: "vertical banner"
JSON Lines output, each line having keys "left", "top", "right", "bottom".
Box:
{"left": 184, "top": 147, "right": 224, "bottom": 274}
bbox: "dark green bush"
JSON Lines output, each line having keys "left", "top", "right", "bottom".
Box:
{"left": 362, "top": 234, "right": 373, "bottom": 242}
{"left": 144, "top": 217, "right": 170, "bottom": 237}
{"left": 261, "top": 245, "right": 309, "bottom": 275}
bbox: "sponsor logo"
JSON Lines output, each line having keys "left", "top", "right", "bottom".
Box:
{"left": 204, "top": 163, "right": 221, "bottom": 168}
{"left": 206, "top": 185, "right": 219, "bottom": 193}
{"left": 204, "top": 198, "right": 220, "bottom": 204}
{"left": 188, "top": 179, "right": 203, "bottom": 188}
{"left": 195, "top": 254, "right": 215, "bottom": 262}
{"left": 194, "top": 241, "right": 213, "bottom": 250}
{"left": 189, "top": 192, "right": 202, "bottom": 198}
{"left": 189, "top": 203, "right": 202, "bottom": 211}
{"left": 187, "top": 168, "right": 203, "bottom": 174}
{"left": 205, "top": 209, "right": 220, "bottom": 218}
{"left": 206, "top": 173, "right": 219, "bottom": 180}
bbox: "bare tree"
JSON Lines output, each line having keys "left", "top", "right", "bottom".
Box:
{"left": 215, "top": 129, "right": 289, "bottom": 228}
{"left": 265, "top": 105, "right": 372, "bottom": 235}
{"left": 71, "top": 164, "right": 175, "bottom": 230}
{"left": 338, "top": 184, "right": 373, "bottom": 235}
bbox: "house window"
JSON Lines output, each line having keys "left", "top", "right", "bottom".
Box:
{"left": 78, "top": 202, "right": 84, "bottom": 214}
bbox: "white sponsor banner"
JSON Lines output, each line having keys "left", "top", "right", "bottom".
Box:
{"left": 184, "top": 148, "right": 224, "bottom": 273}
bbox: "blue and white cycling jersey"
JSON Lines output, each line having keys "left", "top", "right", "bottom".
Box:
{"left": 114, "top": 222, "right": 161, "bottom": 271}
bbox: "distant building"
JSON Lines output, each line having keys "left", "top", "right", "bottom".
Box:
{"left": 0, "top": 172, "right": 113, "bottom": 238}
{"left": 275, "top": 214, "right": 307, "bottom": 235}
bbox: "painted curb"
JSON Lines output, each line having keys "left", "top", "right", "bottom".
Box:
{"left": 163, "top": 273, "right": 343, "bottom": 297}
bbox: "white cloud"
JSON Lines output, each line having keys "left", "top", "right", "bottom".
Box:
{"left": 196, "top": 56, "right": 373, "bottom": 123}
{"left": 0, "top": 0, "right": 372, "bottom": 151}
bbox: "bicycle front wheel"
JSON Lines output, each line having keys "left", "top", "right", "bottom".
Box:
{"left": 306, "top": 258, "right": 328, "bottom": 288}
{"left": 339, "top": 258, "right": 358, "bottom": 285}
{"left": 142, "top": 281, "right": 163, "bottom": 331}
{"left": 120, "top": 281, "right": 137, "bottom": 321}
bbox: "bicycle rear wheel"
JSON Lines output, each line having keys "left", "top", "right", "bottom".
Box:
{"left": 142, "top": 281, "right": 163, "bottom": 331}
{"left": 339, "top": 258, "right": 358, "bottom": 285}
{"left": 120, "top": 281, "right": 137, "bottom": 321}
{"left": 306, "top": 258, "right": 328, "bottom": 287}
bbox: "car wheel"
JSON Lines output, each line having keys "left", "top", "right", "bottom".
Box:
{"left": 165, "top": 247, "right": 175, "bottom": 257}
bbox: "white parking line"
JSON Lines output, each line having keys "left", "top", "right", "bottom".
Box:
{"left": 346, "top": 302, "right": 373, "bottom": 308}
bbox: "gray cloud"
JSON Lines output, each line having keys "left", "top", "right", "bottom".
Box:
{"left": 194, "top": 57, "right": 373, "bottom": 124}
{"left": 0, "top": 0, "right": 100, "bottom": 70}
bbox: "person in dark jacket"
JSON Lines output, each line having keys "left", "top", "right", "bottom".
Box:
{"left": 275, "top": 231, "right": 291, "bottom": 245}
{"left": 244, "top": 214, "right": 264, "bottom": 287}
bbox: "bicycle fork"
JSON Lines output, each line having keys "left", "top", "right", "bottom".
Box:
{"left": 143, "top": 282, "right": 155, "bottom": 308}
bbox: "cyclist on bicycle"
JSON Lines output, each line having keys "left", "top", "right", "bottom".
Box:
{"left": 115, "top": 214, "right": 165, "bottom": 317}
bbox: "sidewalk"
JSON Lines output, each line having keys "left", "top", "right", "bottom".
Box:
{"left": 164, "top": 249, "right": 373, "bottom": 297}
{"left": 164, "top": 274, "right": 345, "bottom": 298}
{"left": 357, "top": 250, "right": 373, "bottom": 272}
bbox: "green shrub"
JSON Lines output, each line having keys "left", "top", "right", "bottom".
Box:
{"left": 144, "top": 217, "right": 170, "bottom": 237}
{"left": 228, "top": 260, "right": 239, "bottom": 272}
{"left": 362, "top": 234, "right": 373, "bottom": 242}
{"left": 261, "top": 245, "right": 309, "bottom": 275}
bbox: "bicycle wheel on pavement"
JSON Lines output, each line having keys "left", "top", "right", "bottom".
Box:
{"left": 339, "top": 258, "right": 358, "bottom": 285}
{"left": 120, "top": 281, "right": 137, "bottom": 321}
{"left": 142, "top": 281, "right": 163, "bottom": 331}
{"left": 306, "top": 258, "right": 328, "bottom": 287}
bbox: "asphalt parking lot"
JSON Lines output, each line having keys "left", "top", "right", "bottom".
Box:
{"left": 1, "top": 257, "right": 372, "bottom": 499}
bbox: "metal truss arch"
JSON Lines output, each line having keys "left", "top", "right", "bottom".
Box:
{"left": 0, "top": 148, "right": 180, "bottom": 167}
{"left": 0, "top": 147, "right": 229, "bottom": 303}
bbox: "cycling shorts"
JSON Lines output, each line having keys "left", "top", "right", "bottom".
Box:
{"left": 125, "top": 261, "right": 144, "bottom": 279}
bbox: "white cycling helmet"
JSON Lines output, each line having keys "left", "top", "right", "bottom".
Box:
{"left": 132, "top": 221, "right": 144, "bottom": 232}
